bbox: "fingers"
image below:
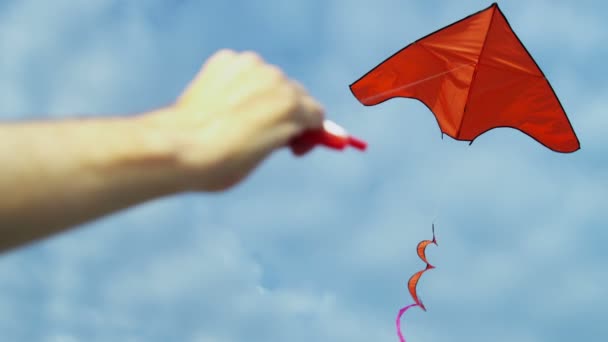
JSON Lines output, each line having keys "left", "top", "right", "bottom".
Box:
{"left": 285, "top": 81, "right": 325, "bottom": 156}
{"left": 289, "top": 80, "right": 325, "bottom": 131}
{"left": 205, "top": 50, "right": 324, "bottom": 131}
{"left": 237, "top": 58, "right": 324, "bottom": 132}
{"left": 198, "top": 50, "right": 326, "bottom": 154}
{"left": 289, "top": 135, "right": 317, "bottom": 156}
{"left": 217, "top": 51, "right": 264, "bottom": 84}
{"left": 203, "top": 49, "right": 238, "bottom": 74}
{"left": 197, "top": 49, "right": 238, "bottom": 83}
{"left": 202, "top": 50, "right": 265, "bottom": 96}
{"left": 177, "top": 49, "right": 237, "bottom": 104}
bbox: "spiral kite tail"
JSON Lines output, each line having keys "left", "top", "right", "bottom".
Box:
{"left": 396, "top": 303, "right": 420, "bottom": 342}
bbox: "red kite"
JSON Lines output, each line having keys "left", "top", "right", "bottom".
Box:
{"left": 350, "top": 2, "right": 580, "bottom": 153}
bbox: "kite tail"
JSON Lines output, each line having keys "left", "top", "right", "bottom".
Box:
{"left": 396, "top": 303, "right": 420, "bottom": 342}
{"left": 396, "top": 225, "right": 438, "bottom": 341}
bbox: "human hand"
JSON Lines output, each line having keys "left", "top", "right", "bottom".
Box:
{"left": 147, "top": 49, "right": 325, "bottom": 192}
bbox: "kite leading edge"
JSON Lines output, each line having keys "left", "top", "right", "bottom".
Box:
{"left": 397, "top": 224, "right": 438, "bottom": 342}
{"left": 350, "top": 2, "right": 580, "bottom": 153}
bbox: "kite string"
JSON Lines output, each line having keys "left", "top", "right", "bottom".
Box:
{"left": 431, "top": 133, "right": 472, "bottom": 226}
{"left": 430, "top": 141, "right": 449, "bottom": 226}
{"left": 359, "top": 62, "right": 475, "bottom": 104}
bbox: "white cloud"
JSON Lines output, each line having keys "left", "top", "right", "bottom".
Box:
{"left": 44, "top": 335, "right": 79, "bottom": 342}
{"left": 0, "top": 0, "right": 606, "bottom": 341}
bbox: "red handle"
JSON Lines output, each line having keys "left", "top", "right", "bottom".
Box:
{"left": 290, "top": 120, "right": 367, "bottom": 156}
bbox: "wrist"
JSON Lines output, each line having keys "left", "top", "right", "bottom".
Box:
{"left": 132, "top": 106, "right": 215, "bottom": 193}
{"left": 94, "top": 111, "right": 187, "bottom": 197}
{"left": 136, "top": 105, "right": 249, "bottom": 193}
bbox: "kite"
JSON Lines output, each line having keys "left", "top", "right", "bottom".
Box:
{"left": 349, "top": 2, "right": 580, "bottom": 153}
{"left": 397, "top": 225, "right": 438, "bottom": 342}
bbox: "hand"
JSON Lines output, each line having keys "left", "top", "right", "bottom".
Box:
{"left": 146, "top": 49, "right": 325, "bottom": 192}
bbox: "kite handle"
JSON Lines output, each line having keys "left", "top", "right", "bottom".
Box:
{"left": 290, "top": 119, "right": 367, "bottom": 155}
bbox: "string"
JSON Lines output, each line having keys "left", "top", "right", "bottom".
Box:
{"left": 361, "top": 58, "right": 477, "bottom": 341}
{"left": 430, "top": 127, "right": 474, "bottom": 228}
{"left": 360, "top": 60, "right": 477, "bottom": 224}
{"left": 395, "top": 90, "right": 472, "bottom": 342}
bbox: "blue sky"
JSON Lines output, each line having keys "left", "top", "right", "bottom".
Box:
{"left": 0, "top": 0, "right": 607, "bottom": 341}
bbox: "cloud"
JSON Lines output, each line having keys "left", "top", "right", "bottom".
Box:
{"left": 0, "top": 0, "right": 606, "bottom": 341}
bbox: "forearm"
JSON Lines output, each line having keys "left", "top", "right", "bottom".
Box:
{"left": 0, "top": 50, "right": 327, "bottom": 253}
{"left": 0, "top": 111, "right": 182, "bottom": 252}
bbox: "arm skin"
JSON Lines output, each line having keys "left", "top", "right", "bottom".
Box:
{"left": 0, "top": 113, "right": 182, "bottom": 252}
{"left": 0, "top": 49, "right": 324, "bottom": 253}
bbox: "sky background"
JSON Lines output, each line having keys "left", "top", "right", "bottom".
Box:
{"left": 0, "top": 0, "right": 607, "bottom": 341}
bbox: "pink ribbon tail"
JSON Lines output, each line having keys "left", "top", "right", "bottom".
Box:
{"left": 396, "top": 303, "right": 420, "bottom": 342}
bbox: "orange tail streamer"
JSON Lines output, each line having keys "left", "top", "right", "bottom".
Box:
{"left": 396, "top": 224, "right": 438, "bottom": 341}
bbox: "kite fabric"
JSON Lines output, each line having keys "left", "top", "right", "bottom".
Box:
{"left": 397, "top": 225, "right": 438, "bottom": 342}
{"left": 350, "top": 2, "right": 580, "bottom": 153}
